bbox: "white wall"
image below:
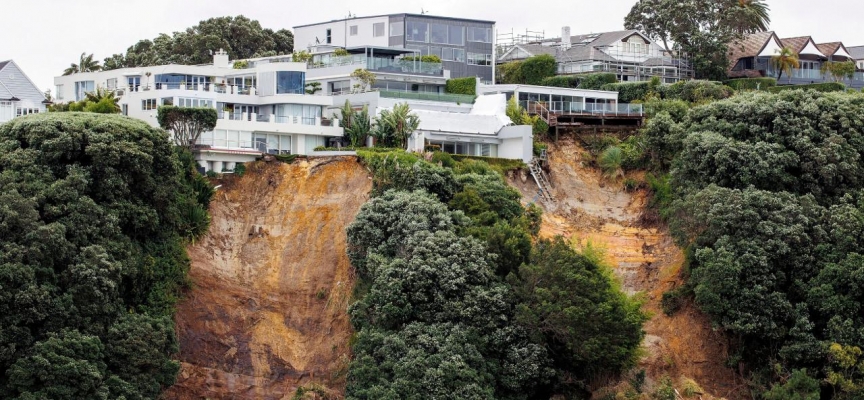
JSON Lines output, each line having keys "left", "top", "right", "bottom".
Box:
{"left": 497, "top": 125, "right": 533, "bottom": 163}
{"left": 294, "top": 16, "right": 391, "bottom": 51}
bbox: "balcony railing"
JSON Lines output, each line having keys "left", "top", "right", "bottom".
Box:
{"left": 117, "top": 83, "right": 258, "bottom": 96}
{"left": 308, "top": 55, "right": 443, "bottom": 76}
{"left": 521, "top": 100, "right": 643, "bottom": 116}
{"left": 765, "top": 68, "right": 864, "bottom": 82}
{"left": 379, "top": 90, "right": 476, "bottom": 104}
{"left": 218, "top": 112, "right": 327, "bottom": 127}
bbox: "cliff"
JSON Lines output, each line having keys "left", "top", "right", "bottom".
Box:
{"left": 163, "top": 157, "right": 371, "bottom": 399}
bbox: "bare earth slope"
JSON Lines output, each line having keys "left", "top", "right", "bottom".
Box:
{"left": 164, "top": 157, "right": 371, "bottom": 400}
{"left": 510, "top": 140, "right": 749, "bottom": 399}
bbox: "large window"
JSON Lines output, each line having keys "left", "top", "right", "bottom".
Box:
{"left": 429, "top": 46, "right": 443, "bottom": 58}
{"left": 326, "top": 29, "right": 332, "bottom": 44}
{"left": 468, "top": 27, "right": 492, "bottom": 43}
{"left": 276, "top": 71, "right": 305, "bottom": 94}
{"left": 16, "top": 108, "right": 40, "bottom": 117}
{"left": 448, "top": 26, "right": 464, "bottom": 45}
{"left": 468, "top": 53, "right": 492, "bottom": 66}
{"left": 55, "top": 85, "right": 64, "bottom": 100}
{"left": 433, "top": 141, "right": 498, "bottom": 157}
{"left": 74, "top": 81, "right": 94, "bottom": 101}
{"left": 406, "top": 21, "right": 428, "bottom": 42}
{"left": 430, "top": 23, "right": 448, "bottom": 44}
{"left": 390, "top": 22, "right": 404, "bottom": 37}
{"left": 330, "top": 80, "right": 351, "bottom": 95}
{"left": 442, "top": 48, "right": 465, "bottom": 62}
{"left": 178, "top": 98, "right": 213, "bottom": 108}
{"left": 275, "top": 104, "right": 322, "bottom": 125}
{"left": 106, "top": 78, "right": 117, "bottom": 90}
{"left": 142, "top": 99, "right": 157, "bottom": 110}
{"left": 373, "top": 22, "right": 385, "bottom": 37}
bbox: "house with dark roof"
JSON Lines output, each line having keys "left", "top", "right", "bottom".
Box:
{"left": 0, "top": 60, "right": 48, "bottom": 123}
{"left": 497, "top": 28, "right": 694, "bottom": 84}
{"left": 728, "top": 32, "right": 864, "bottom": 88}
{"left": 848, "top": 46, "right": 864, "bottom": 70}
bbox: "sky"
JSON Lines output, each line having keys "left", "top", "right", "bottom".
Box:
{"left": 3, "top": 0, "right": 864, "bottom": 91}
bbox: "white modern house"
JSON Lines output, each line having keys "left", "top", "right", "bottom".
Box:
{"left": 54, "top": 50, "right": 343, "bottom": 173}
{"left": 0, "top": 60, "right": 48, "bottom": 123}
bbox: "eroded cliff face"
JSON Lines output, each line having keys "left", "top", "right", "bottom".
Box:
{"left": 164, "top": 157, "right": 371, "bottom": 400}
{"left": 510, "top": 140, "right": 749, "bottom": 399}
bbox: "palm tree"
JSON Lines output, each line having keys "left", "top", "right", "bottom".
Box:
{"left": 374, "top": 103, "right": 420, "bottom": 149}
{"left": 726, "top": 0, "right": 771, "bottom": 34}
{"left": 63, "top": 52, "right": 102, "bottom": 76}
{"left": 771, "top": 47, "right": 799, "bottom": 83}
{"left": 83, "top": 87, "right": 121, "bottom": 113}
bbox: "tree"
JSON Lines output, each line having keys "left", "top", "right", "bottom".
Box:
{"left": 497, "top": 61, "right": 524, "bottom": 84}
{"left": 292, "top": 50, "right": 313, "bottom": 63}
{"left": 373, "top": 102, "right": 420, "bottom": 149}
{"left": 624, "top": 0, "right": 771, "bottom": 79}
{"left": 156, "top": 106, "right": 218, "bottom": 149}
{"left": 520, "top": 55, "right": 558, "bottom": 85}
{"left": 350, "top": 68, "right": 376, "bottom": 92}
{"left": 771, "top": 46, "right": 800, "bottom": 82}
{"left": 340, "top": 100, "right": 371, "bottom": 147}
{"left": 762, "top": 369, "right": 820, "bottom": 400}
{"left": 822, "top": 61, "right": 857, "bottom": 83}
{"left": 83, "top": 87, "right": 121, "bottom": 113}
{"left": 304, "top": 81, "right": 322, "bottom": 95}
{"left": 102, "top": 16, "right": 294, "bottom": 69}
{"left": 63, "top": 52, "right": 101, "bottom": 75}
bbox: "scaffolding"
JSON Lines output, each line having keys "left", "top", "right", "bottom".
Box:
{"left": 496, "top": 28, "right": 546, "bottom": 58}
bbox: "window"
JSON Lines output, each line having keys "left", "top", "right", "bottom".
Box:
{"left": 453, "top": 49, "right": 465, "bottom": 62}
{"left": 162, "top": 97, "right": 173, "bottom": 106}
{"left": 349, "top": 25, "right": 358, "bottom": 36}
{"left": 178, "top": 98, "right": 213, "bottom": 108}
{"left": 406, "top": 21, "right": 428, "bottom": 42}
{"left": 442, "top": 48, "right": 454, "bottom": 61}
{"left": 122, "top": 104, "right": 128, "bottom": 116}
{"left": 74, "top": 81, "right": 94, "bottom": 101}
{"left": 430, "top": 23, "right": 448, "bottom": 44}
{"left": 106, "top": 78, "right": 117, "bottom": 90}
{"left": 0, "top": 101, "right": 13, "bottom": 122}
{"left": 276, "top": 71, "right": 305, "bottom": 94}
{"left": 16, "top": 108, "right": 40, "bottom": 117}
{"left": 330, "top": 80, "right": 351, "bottom": 95}
{"left": 429, "top": 46, "right": 443, "bottom": 58}
{"left": 468, "top": 53, "right": 492, "bottom": 66}
{"left": 373, "top": 22, "right": 385, "bottom": 37}
{"left": 55, "top": 85, "right": 64, "bottom": 100}
{"left": 142, "top": 99, "right": 157, "bottom": 110}
{"left": 390, "top": 22, "right": 404, "bottom": 37}
{"left": 326, "top": 29, "right": 332, "bottom": 44}
{"left": 448, "top": 26, "right": 464, "bottom": 46}
{"left": 275, "top": 104, "right": 322, "bottom": 125}
{"left": 127, "top": 76, "right": 140, "bottom": 90}
{"left": 468, "top": 27, "right": 492, "bottom": 43}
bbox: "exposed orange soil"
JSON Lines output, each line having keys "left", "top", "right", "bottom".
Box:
{"left": 510, "top": 140, "right": 749, "bottom": 399}
{"left": 163, "top": 157, "right": 371, "bottom": 400}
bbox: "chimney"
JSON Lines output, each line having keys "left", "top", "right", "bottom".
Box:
{"left": 213, "top": 49, "right": 230, "bottom": 68}
{"left": 561, "top": 26, "right": 571, "bottom": 50}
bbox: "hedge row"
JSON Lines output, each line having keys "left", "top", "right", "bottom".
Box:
{"left": 538, "top": 73, "right": 617, "bottom": 90}
{"left": 767, "top": 82, "right": 847, "bottom": 93}
{"left": 724, "top": 78, "right": 777, "bottom": 91}
{"left": 600, "top": 80, "right": 733, "bottom": 103}
{"left": 445, "top": 77, "right": 477, "bottom": 95}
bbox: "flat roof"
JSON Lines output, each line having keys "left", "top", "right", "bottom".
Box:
{"left": 293, "top": 13, "right": 495, "bottom": 29}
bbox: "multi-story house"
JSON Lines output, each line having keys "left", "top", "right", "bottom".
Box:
{"left": 728, "top": 31, "right": 864, "bottom": 88}
{"left": 54, "top": 50, "right": 343, "bottom": 173}
{"left": 497, "top": 28, "right": 694, "bottom": 84}
{"left": 293, "top": 13, "right": 496, "bottom": 83}
{"left": 0, "top": 60, "right": 48, "bottom": 123}
{"left": 849, "top": 46, "right": 864, "bottom": 70}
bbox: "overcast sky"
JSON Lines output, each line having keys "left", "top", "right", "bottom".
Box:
{"left": 4, "top": 0, "right": 864, "bottom": 91}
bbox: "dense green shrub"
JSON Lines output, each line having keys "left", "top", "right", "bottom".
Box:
{"left": 724, "top": 77, "right": 777, "bottom": 91}
{"left": 767, "top": 82, "right": 847, "bottom": 93}
{"left": 577, "top": 73, "right": 619, "bottom": 90}
{"left": 520, "top": 54, "right": 558, "bottom": 85}
{"left": 445, "top": 76, "right": 477, "bottom": 95}
{"left": 357, "top": 150, "right": 460, "bottom": 202}
{"left": 0, "top": 113, "right": 210, "bottom": 398}
{"left": 539, "top": 75, "right": 581, "bottom": 88}
{"left": 497, "top": 60, "right": 524, "bottom": 84}
{"left": 661, "top": 80, "right": 732, "bottom": 103}
{"left": 762, "top": 369, "right": 820, "bottom": 400}
{"left": 641, "top": 99, "right": 689, "bottom": 120}
{"left": 598, "top": 146, "right": 624, "bottom": 179}
{"left": 601, "top": 81, "right": 656, "bottom": 102}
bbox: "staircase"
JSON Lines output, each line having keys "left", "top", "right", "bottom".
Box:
{"left": 529, "top": 157, "right": 554, "bottom": 204}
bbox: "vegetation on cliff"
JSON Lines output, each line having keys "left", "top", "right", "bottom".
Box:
{"left": 0, "top": 113, "right": 211, "bottom": 399}
{"left": 345, "top": 150, "right": 646, "bottom": 398}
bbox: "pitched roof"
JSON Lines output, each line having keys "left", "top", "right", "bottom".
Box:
{"left": 727, "top": 31, "right": 778, "bottom": 69}
{"left": 0, "top": 60, "right": 9, "bottom": 72}
{"left": 816, "top": 42, "right": 853, "bottom": 59}
{"left": 779, "top": 37, "right": 811, "bottom": 53}
{"left": 848, "top": 46, "right": 864, "bottom": 60}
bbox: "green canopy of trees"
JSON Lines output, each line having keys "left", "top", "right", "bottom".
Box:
{"left": 102, "top": 16, "right": 294, "bottom": 69}
{"left": 657, "top": 91, "right": 864, "bottom": 397}
{"left": 0, "top": 113, "right": 212, "bottom": 398}
{"left": 347, "top": 150, "right": 646, "bottom": 398}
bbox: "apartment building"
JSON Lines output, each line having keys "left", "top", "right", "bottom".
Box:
{"left": 54, "top": 50, "right": 343, "bottom": 172}
{"left": 0, "top": 60, "right": 48, "bottom": 123}
{"left": 294, "top": 13, "right": 496, "bottom": 83}
{"left": 497, "top": 28, "right": 694, "bottom": 83}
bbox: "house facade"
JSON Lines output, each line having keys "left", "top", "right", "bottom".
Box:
{"left": 497, "top": 28, "right": 694, "bottom": 84}
{"left": 54, "top": 51, "right": 343, "bottom": 173}
{"left": 728, "top": 31, "right": 864, "bottom": 88}
{"left": 849, "top": 46, "right": 864, "bottom": 70}
{"left": 0, "top": 60, "right": 48, "bottom": 123}
{"left": 293, "top": 13, "right": 496, "bottom": 83}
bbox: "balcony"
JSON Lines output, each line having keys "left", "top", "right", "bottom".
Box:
{"left": 308, "top": 55, "right": 443, "bottom": 77}
{"left": 521, "top": 100, "right": 643, "bottom": 116}
{"left": 379, "top": 90, "right": 476, "bottom": 104}
{"left": 116, "top": 83, "right": 258, "bottom": 96}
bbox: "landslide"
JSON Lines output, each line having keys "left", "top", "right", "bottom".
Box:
{"left": 163, "top": 157, "right": 371, "bottom": 399}
{"left": 509, "top": 139, "right": 749, "bottom": 399}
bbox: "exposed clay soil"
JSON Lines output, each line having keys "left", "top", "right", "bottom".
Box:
{"left": 509, "top": 140, "right": 750, "bottom": 399}
{"left": 163, "top": 157, "right": 371, "bottom": 400}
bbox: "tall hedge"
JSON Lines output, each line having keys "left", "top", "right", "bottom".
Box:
{"left": 538, "top": 73, "right": 618, "bottom": 90}
{"left": 0, "top": 113, "right": 212, "bottom": 398}
{"left": 445, "top": 76, "right": 476, "bottom": 95}
{"left": 520, "top": 55, "right": 558, "bottom": 85}
{"left": 724, "top": 77, "right": 777, "bottom": 91}
{"left": 767, "top": 82, "right": 846, "bottom": 93}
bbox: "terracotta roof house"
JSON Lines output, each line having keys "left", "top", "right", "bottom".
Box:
{"left": 498, "top": 27, "right": 693, "bottom": 84}
{"left": 728, "top": 32, "right": 864, "bottom": 88}
{"left": 0, "top": 60, "right": 48, "bottom": 124}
